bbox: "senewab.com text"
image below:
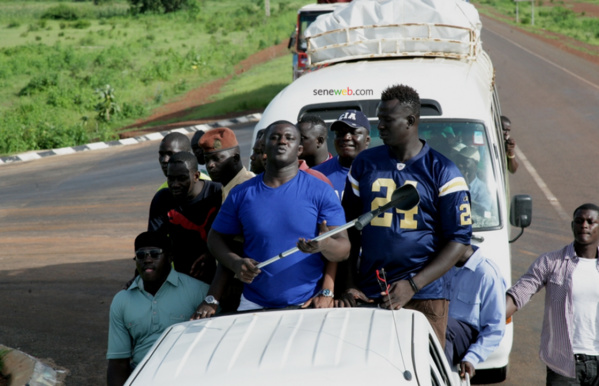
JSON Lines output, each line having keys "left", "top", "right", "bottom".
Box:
{"left": 313, "top": 88, "right": 374, "bottom": 96}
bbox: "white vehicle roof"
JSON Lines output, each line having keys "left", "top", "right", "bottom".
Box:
{"left": 126, "top": 308, "right": 465, "bottom": 386}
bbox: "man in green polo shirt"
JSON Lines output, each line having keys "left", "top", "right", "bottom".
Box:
{"left": 106, "top": 231, "right": 209, "bottom": 386}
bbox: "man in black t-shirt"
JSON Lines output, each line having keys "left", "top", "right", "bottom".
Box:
{"left": 148, "top": 152, "right": 222, "bottom": 284}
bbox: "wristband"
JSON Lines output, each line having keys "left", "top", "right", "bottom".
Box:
{"left": 408, "top": 277, "right": 420, "bottom": 293}
{"left": 507, "top": 154, "right": 516, "bottom": 159}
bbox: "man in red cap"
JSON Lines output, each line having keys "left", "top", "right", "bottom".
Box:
{"left": 194, "top": 127, "right": 255, "bottom": 314}
{"left": 200, "top": 127, "right": 255, "bottom": 202}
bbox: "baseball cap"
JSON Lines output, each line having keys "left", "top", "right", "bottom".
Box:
{"left": 135, "top": 231, "right": 172, "bottom": 253}
{"left": 330, "top": 109, "right": 370, "bottom": 132}
{"left": 199, "top": 127, "right": 239, "bottom": 153}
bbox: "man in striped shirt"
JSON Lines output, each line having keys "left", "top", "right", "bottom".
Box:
{"left": 507, "top": 203, "right": 599, "bottom": 385}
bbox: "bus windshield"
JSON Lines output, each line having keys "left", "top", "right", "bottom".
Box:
{"left": 321, "top": 116, "right": 500, "bottom": 230}
{"left": 419, "top": 120, "right": 500, "bottom": 230}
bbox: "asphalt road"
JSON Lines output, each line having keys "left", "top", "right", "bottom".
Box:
{"left": 1, "top": 15, "right": 598, "bottom": 386}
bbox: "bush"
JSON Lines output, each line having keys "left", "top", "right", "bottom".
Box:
{"left": 18, "top": 74, "right": 59, "bottom": 97}
{"left": 121, "top": 101, "right": 147, "bottom": 118}
{"left": 41, "top": 5, "right": 83, "bottom": 21}
{"left": 72, "top": 20, "right": 92, "bottom": 29}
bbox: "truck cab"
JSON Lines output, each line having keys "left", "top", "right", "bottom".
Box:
{"left": 289, "top": 2, "right": 348, "bottom": 80}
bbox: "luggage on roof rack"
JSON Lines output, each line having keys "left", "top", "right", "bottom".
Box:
{"left": 305, "top": 0, "right": 483, "bottom": 66}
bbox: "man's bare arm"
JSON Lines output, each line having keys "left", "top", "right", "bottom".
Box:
{"left": 506, "top": 293, "right": 518, "bottom": 319}
{"left": 296, "top": 222, "right": 351, "bottom": 263}
{"left": 382, "top": 241, "right": 467, "bottom": 310}
{"left": 207, "top": 229, "right": 260, "bottom": 284}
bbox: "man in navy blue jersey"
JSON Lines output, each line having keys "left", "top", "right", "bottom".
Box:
{"left": 337, "top": 84, "right": 472, "bottom": 347}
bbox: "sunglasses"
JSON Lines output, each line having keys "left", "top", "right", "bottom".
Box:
{"left": 134, "top": 249, "right": 164, "bottom": 260}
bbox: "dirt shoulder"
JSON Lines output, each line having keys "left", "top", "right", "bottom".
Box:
{"left": 119, "top": 41, "right": 290, "bottom": 138}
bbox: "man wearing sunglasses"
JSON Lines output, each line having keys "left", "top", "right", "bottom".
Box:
{"left": 107, "top": 231, "right": 208, "bottom": 386}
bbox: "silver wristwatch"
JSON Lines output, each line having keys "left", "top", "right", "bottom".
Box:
{"left": 318, "top": 289, "right": 334, "bottom": 298}
{"left": 204, "top": 295, "right": 220, "bottom": 305}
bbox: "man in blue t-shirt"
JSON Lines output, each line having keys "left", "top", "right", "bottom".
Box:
{"left": 207, "top": 120, "right": 351, "bottom": 310}
{"left": 338, "top": 84, "right": 472, "bottom": 347}
{"left": 313, "top": 109, "right": 371, "bottom": 200}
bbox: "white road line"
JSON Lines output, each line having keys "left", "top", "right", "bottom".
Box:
{"left": 515, "top": 146, "right": 570, "bottom": 221}
{"left": 485, "top": 28, "right": 599, "bottom": 91}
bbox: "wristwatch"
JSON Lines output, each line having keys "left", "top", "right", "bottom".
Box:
{"left": 318, "top": 289, "right": 334, "bottom": 298}
{"left": 204, "top": 295, "right": 219, "bottom": 305}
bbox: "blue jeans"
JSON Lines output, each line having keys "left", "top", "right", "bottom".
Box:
{"left": 547, "top": 355, "right": 599, "bottom": 386}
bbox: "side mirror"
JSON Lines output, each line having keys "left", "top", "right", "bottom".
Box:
{"left": 509, "top": 194, "right": 532, "bottom": 243}
{"left": 288, "top": 31, "right": 296, "bottom": 50}
{"left": 510, "top": 194, "right": 532, "bottom": 228}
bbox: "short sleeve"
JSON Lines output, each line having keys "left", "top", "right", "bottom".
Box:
{"left": 211, "top": 191, "right": 242, "bottom": 235}
{"left": 317, "top": 184, "right": 347, "bottom": 227}
{"left": 437, "top": 165, "right": 472, "bottom": 244}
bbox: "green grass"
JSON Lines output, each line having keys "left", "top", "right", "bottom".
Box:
{"left": 474, "top": 0, "right": 599, "bottom": 46}
{"left": 0, "top": 0, "right": 310, "bottom": 155}
{"left": 147, "top": 55, "right": 292, "bottom": 126}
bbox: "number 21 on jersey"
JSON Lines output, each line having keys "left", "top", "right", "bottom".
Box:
{"left": 370, "top": 178, "right": 418, "bottom": 229}
{"left": 369, "top": 178, "right": 472, "bottom": 228}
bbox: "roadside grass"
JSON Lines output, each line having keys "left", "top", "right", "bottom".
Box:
{"left": 0, "top": 0, "right": 309, "bottom": 155}
{"left": 474, "top": 0, "right": 599, "bottom": 47}
{"left": 144, "top": 55, "right": 292, "bottom": 126}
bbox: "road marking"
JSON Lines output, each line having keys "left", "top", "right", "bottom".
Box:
{"left": 485, "top": 28, "right": 599, "bottom": 91}
{"left": 515, "top": 146, "right": 570, "bottom": 222}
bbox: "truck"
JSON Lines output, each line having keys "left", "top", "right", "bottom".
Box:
{"left": 288, "top": 2, "right": 348, "bottom": 80}
{"left": 254, "top": 0, "right": 533, "bottom": 382}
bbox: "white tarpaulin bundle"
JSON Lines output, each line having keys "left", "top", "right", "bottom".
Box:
{"left": 305, "top": 0, "right": 483, "bottom": 66}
